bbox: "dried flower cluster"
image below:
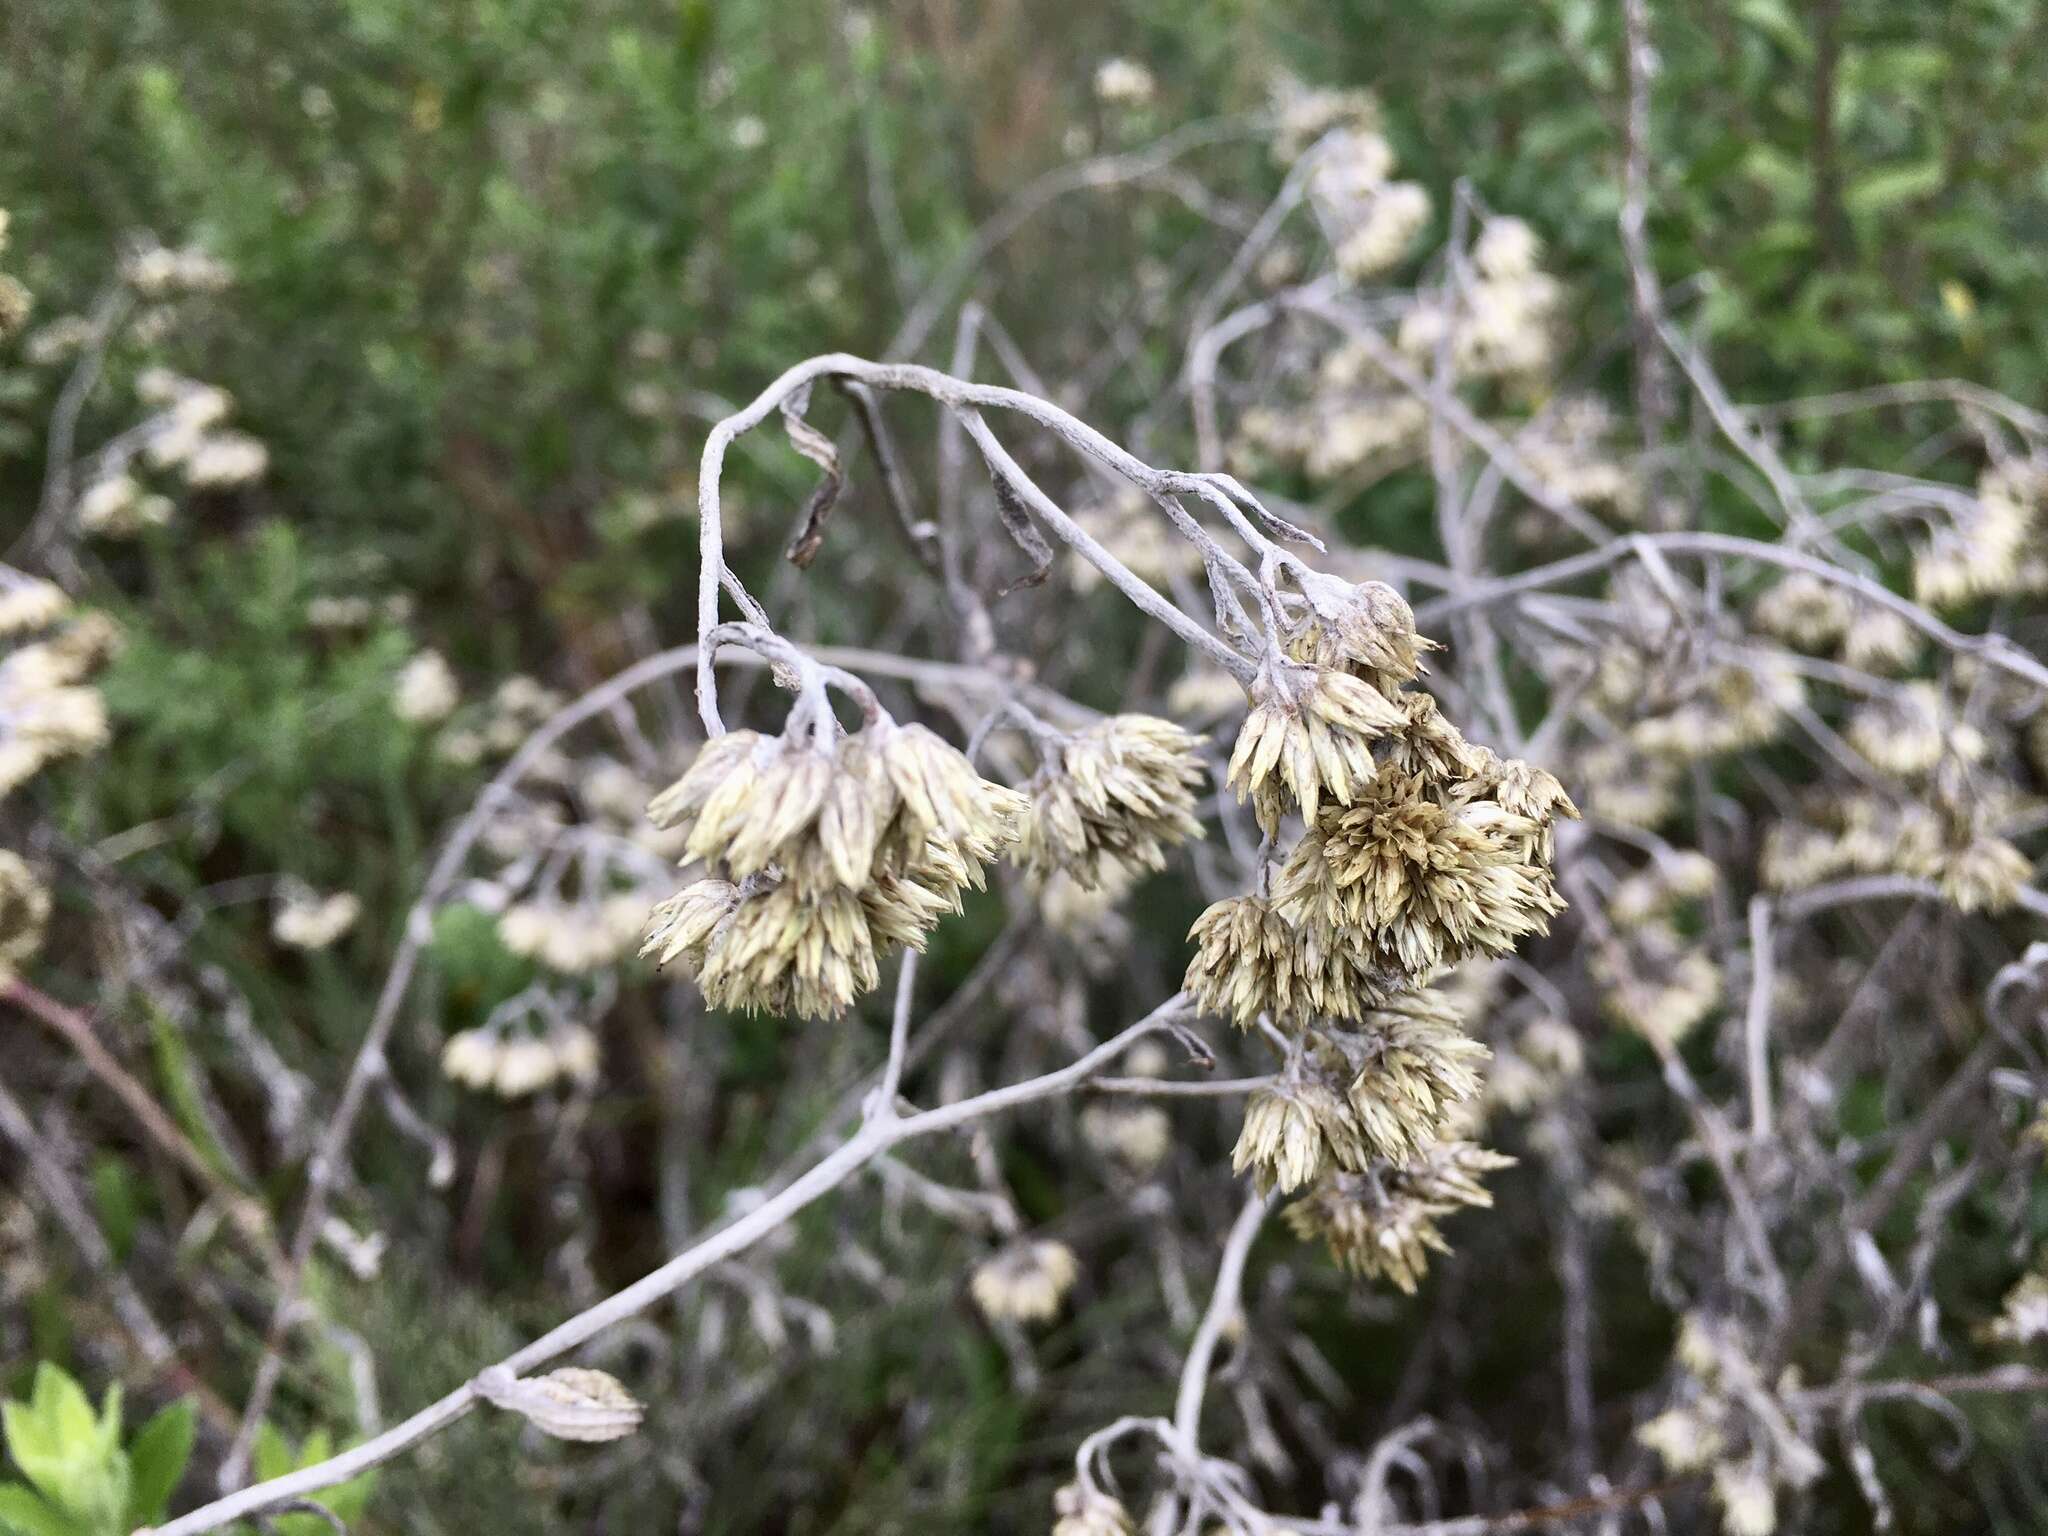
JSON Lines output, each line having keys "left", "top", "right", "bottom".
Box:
{"left": 270, "top": 890, "right": 362, "bottom": 952}
{"left": 642, "top": 717, "right": 1027, "bottom": 1018}
{"left": 1282, "top": 1141, "right": 1514, "bottom": 1293}
{"left": 441, "top": 1016, "right": 601, "bottom": 1099}
{"left": 1050, "top": 1483, "right": 1134, "bottom": 1536}
{"left": 0, "top": 850, "right": 50, "bottom": 981}
{"left": 970, "top": 1238, "right": 1079, "bottom": 1324}
{"left": 1634, "top": 1316, "right": 1823, "bottom": 1536}
{"left": 0, "top": 210, "right": 30, "bottom": 341}
{"left": 1187, "top": 577, "right": 1571, "bottom": 1282}
{"left": 1018, "top": 714, "right": 1205, "bottom": 890}
{"left": 0, "top": 571, "right": 116, "bottom": 798}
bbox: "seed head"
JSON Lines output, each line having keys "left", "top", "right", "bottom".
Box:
{"left": 271, "top": 890, "right": 361, "bottom": 951}
{"left": 645, "top": 719, "right": 1025, "bottom": 1016}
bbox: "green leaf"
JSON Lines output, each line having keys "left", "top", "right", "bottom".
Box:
{"left": 1845, "top": 160, "right": 1945, "bottom": 221}
{"left": 87, "top": 1161, "right": 140, "bottom": 1265}
{"left": 0, "top": 1484, "right": 78, "bottom": 1536}
{"left": 247, "top": 1429, "right": 375, "bottom": 1536}
{"left": 123, "top": 1402, "right": 195, "bottom": 1526}
{"left": 1, "top": 1368, "right": 122, "bottom": 1532}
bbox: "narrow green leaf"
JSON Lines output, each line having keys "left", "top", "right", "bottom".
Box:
{"left": 123, "top": 1402, "right": 195, "bottom": 1526}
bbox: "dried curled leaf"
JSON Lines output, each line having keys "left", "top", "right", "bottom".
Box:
{"left": 780, "top": 385, "right": 844, "bottom": 569}
{"left": 474, "top": 1365, "right": 644, "bottom": 1442}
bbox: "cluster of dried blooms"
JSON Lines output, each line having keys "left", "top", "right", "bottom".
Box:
{"left": 640, "top": 708, "right": 1028, "bottom": 1018}
{"left": 1180, "top": 574, "right": 1573, "bottom": 1283}
{"left": 270, "top": 889, "right": 362, "bottom": 952}
{"left": 0, "top": 211, "right": 29, "bottom": 342}
{"left": 0, "top": 566, "right": 116, "bottom": 798}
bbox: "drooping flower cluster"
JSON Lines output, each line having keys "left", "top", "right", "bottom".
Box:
{"left": 1018, "top": 714, "right": 1205, "bottom": 890}
{"left": 641, "top": 718, "right": 1027, "bottom": 1019}
{"left": 1189, "top": 577, "right": 1570, "bottom": 1284}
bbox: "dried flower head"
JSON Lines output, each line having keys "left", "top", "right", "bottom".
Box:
{"left": 1282, "top": 577, "right": 1435, "bottom": 692}
{"left": 500, "top": 896, "right": 650, "bottom": 973}
{"left": 1751, "top": 574, "right": 1852, "bottom": 651}
{"left": 441, "top": 1020, "right": 601, "bottom": 1099}
{"left": 1712, "top": 1462, "right": 1778, "bottom": 1536}
{"left": 0, "top": 576, "right": 69, "bottom": 638}
{"left": 1636, "top": 1406, "right": 1727, "bottom": 1473}
{"left": 1228, "top": 661, "right": 1405, "bottom": 831}
{"left": 271, "top": 890, "right": 361, "bottom": 951}
{"left": 0, "top": 274, "right": 29, "bottom": 339}
{"left": 1078, "top": 1102, "right": 1173, "bottom": 1174}
{"left": 0, "top": 852, "right": 51, "bottom": 980}
{"left": 970, "top": 1239, "right": 1079, "bottom": 1324}
{"left": 1092, "top": 57, "right": 1155, "bottom": 107}
{"left": 393, "top": 650, "right": 460, "bottom": 723}
{"left": 0, "top": 631, "right": 112, "bottom": 797}
{"left": 1838, "top": 607, "right": 1922, "bottom": 674}
{"left": 1282, "top": 1141, "right": 1513, "bottom": 1292}
{"left": 1020, "top": 715, "right": 1205, "bottom": 889}
{"left": 1051, "top": 1483, "right": 1134, "bottom": 1536}
{"left": 1278, "top": 769, "right": 1566, "bottom": 979}
{"left": 1184, "top": 892, "right": 1391, "bottom": 1029}
{"left": 1846, "top": 683, "right": 1984, "bottom": 780}
{"left": 1232, "top": 1075, "right": 1368, "bottom": 1194}
{"left": 1593, "top": 924, "right": 1722, "bottom": 1047}
{"left": 1985, "top": 1270, "right": 2048, "bottom": 1346}
{"left": 1325, "top": 992, "right": 1490, "bottom": 1162}
{"left": 650, "top": 721, "right": 1025, "bottom": 898}
{"left": 644, "top": 718, "right": 1025, "bottom": 1018}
